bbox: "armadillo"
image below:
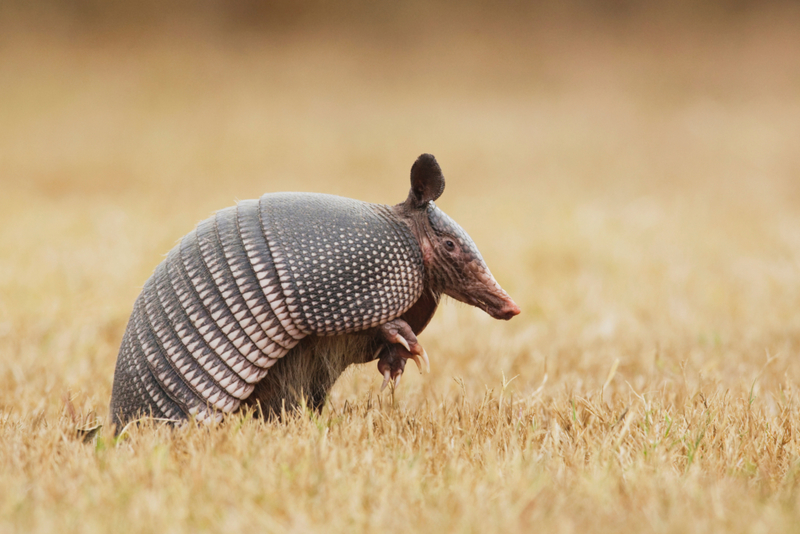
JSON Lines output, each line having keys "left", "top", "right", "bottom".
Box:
{"left": 109, "top": 154, "right": 520, "bottom": 428}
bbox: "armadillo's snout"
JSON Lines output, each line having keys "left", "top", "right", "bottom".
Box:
{"left": 492, "top": 298, "right": 521, "bottom": 320}
{"left": 447, "top": 266, "right": 521, "bottom": 321}
{"left": 480, "top": 290, "right": 520, "bottom": 321}
{"left": 478, "top": 269, "right": 521, "bottom": 321}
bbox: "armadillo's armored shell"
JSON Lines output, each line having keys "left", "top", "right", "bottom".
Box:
{"left": 109, "top": 192, "right": 424, "bottom": 425}
{"left": 262, "top": 193, "right": 424, "bottom": 335}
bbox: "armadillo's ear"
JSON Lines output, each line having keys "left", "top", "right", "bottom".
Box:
{"left": 408, "top": 153, "right": 445, "bottom": 209}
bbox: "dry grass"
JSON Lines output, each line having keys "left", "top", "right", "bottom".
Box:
{"left": 2, "top": 7, "right": 800, "bottom": 532}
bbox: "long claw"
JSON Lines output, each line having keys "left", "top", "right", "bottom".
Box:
{"left": 410, "top": 354, "right": 422, "bottom": 373}
{"left": 381, "top": 370, "right": 391, "bottom": 391}
{"left": 394, "top": 334, "right": 411, "bottom": 353}
{"left": 394, "top": 374, "right": 401, "bottom": 389}
{"left": 421, "top": 349, "right": 430, "bottom": 373}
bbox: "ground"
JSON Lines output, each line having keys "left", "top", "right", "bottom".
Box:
{"left": 1, "top": 6, "right": 800, "bottom": 532}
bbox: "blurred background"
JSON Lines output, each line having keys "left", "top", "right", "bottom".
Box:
{"left": 1, "top": 0, "right": 800, "bottom": 413}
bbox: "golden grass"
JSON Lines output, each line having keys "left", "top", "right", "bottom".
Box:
{"left": 2, "top": 10, "right": 800, "bottom": 532}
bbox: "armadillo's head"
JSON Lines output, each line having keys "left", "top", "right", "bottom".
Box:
{"left": 396, "top": 154, "right": 521, "bottom": 321}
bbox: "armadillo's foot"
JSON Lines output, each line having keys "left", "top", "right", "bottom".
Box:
{"left": 375, "top": 318, "right": 431, "bottom": 391}
{"left": 376, "top": 344, "right": 408, "bottom": 391}
{"left": 376, "top": 318, "right": 429, "bottom": 374}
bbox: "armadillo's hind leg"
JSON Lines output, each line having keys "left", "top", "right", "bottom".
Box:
{"left": 375, "top": 318, "right": 430, "bottom": 390}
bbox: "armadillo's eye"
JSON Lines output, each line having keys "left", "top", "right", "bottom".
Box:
{"left": 445, "top": 239, "right": 456, "bottom": 251}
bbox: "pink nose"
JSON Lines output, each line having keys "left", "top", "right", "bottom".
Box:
{"left": 497, "top": 299, "right": 521, "bottom": 320}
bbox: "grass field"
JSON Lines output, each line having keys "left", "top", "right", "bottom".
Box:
{"left": 2, "top": 5, "right": 800, "bottom": 532}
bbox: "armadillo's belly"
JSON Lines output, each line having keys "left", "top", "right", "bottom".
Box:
{"left": 109, "top": 193, "right": 424, "bottom": 427}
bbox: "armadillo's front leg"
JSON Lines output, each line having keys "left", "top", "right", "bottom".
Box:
{"left": 375, "top": 318, "right": 430, "bottom": 391}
